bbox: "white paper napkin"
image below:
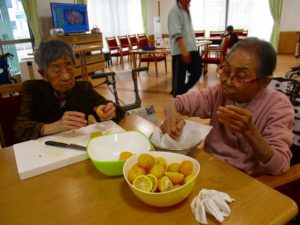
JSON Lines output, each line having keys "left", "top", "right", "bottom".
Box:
{"left": 190, "top": 189, "right": 235, "bottom": 224}
{"left": 151, "top": 120, "right": 212, "bottom": 150}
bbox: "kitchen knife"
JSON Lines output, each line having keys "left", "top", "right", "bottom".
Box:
{"left": 45, "top": 141, "right": 86, "bottom": 151}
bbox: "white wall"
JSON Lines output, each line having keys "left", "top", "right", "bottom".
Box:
{"left": 36, "top": 0, "right": 74, "bottom": 36}
{"left": 280, "top": 0, "right": 300, "bottom": 31}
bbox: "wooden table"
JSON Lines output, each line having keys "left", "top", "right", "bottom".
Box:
{"left": 0, "top": 115, "right": 298, "bottom": 225}
{"left": 72, "top": 45, "right": 102, "bottom": 81}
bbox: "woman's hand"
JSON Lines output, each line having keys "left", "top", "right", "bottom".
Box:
{"left": 41, "top": 111, "right": 87, "bottom": 136}
{"left": 94, "top": 102, "right": 116, "bottom": 121}
{"left": 160, "top": 116, "right": 186, "bottom": 139}
{"left": 217, "top": 105, "right": 254, "bottom": 135}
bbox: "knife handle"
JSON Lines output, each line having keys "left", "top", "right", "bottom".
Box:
{"left": 45, "top": 141, "right": 68, "bottom": 148}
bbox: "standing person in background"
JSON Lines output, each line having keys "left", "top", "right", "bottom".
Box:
{"left": 224, "top": 25, "right": 238, "bottom": 49}
{"left": 168, "top": 0, "right": 202, "bottom": 97}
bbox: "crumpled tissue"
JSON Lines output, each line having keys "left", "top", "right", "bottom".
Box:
{"left": 190, "top": 189, "right": 235, "bottom": 224}
{"left": 150, "top": 120, "right": 212, "bottom": 151}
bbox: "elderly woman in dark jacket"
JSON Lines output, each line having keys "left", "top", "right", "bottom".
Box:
{"left": 15, "top": 39, "right": 124, "bottom": 142}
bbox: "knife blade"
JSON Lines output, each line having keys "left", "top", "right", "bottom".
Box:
{"left": 45, "top": 141, "right": 86, "bottom": 151}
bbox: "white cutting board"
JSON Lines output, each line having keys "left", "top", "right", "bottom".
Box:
{"left": 13, "top": 120, "right": 124, "bottom": 180}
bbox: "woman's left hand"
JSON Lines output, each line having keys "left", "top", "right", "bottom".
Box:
{"left": 94, "top": 102, "right": 116, "bottom": 121}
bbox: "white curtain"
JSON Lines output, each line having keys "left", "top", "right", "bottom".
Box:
{"left": 190, "top": 0, "right": 226, "bottom": 36}
{"left": 190, "top": 0, "right": 273, "bottom": 41}
{"left": 227, "top": 0, "right": 273, "bottom": 41}
{"left": 88, "top": 0, "right": 144, "bottom": 51}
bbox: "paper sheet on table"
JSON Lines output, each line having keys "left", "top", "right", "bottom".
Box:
{"left": 151, "top": 120, "right": 212, "bottom": 150}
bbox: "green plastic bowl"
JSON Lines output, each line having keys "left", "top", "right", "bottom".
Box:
{"left": 87, "top": 131, "right": 152, "bottom": 176}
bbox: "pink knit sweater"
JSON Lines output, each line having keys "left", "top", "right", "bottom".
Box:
{"left": 174, "top": 84, "right": 294, "bottom": 175}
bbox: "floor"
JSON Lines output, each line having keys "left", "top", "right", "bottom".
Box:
{"left": 91, "top": 54, "right": 300, "bottom": 123}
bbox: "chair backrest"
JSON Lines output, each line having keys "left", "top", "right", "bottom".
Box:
{"left": 137, "top": 33, "right": 147, "bottom": 40}
{"left": 269, "top": 76, "right": 300, "bottom": 164}
{"left": 0, "top": 94, "right": 22, "bottom": 147}
{"left": 106, "top": 36, "right": 119, "bottom": 51}
{"left": 233, "top": 29, "right": 244, "bottom": 36}
{"left": 128, "top": 34, "right": 138, "bottom": 49}
{"left": 117, "top": 35, "right": 130, "bottom": 49}
{"left": 209, "top": 30, "right": 224, "bottom": 37}
{"left": 242, "top": 30, "right": 248, "bottom": 37}
{"left": 194, "top": 30, "right": 205, "bottom": 37}
{"left": 138, "top": 38, "right": 149, "bottom": 49}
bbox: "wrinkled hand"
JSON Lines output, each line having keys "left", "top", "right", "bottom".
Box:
{"left": 56, "top": 111, "right": 87, "bottom": 132}
{"left": 41, "top": 111, "right": 87, "bottom": 136}
{"left": 160, "top": 116, "right": 185, "bottom": 139}
{"left": 216, "top": 105, "right": 253, "bottom": 134}
{"left": 94, "top": 102, "right": 116, "bottom": 121}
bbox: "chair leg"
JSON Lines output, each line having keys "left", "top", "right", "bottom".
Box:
{"left": 138, "top": 60, "right": 142, "bottom": 76}
{"left": 164, "top": 59, "right": 167, "bottom": 74}
{"left": 154, "top": 61, "right": 158, "bottom": 77}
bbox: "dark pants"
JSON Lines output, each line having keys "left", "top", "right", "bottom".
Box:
{"left": 171, "top": 51, "right": 202, "bottom": 97}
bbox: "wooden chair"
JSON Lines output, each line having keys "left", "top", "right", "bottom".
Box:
{"left": 117, "top": 35, "right": 131, "bottom": 62}
{"left": 0, "top": 83, "right": 23, "bottom": 147}
{"left": 137, "top": 38, "right": 167, "bottom": 77}
{"left": 194, "top": 30, "right": 205, "bottom": 37}
{"left": 201, "top": 36, "right": 230, "bottom": 75}
{"left": 127, "top": 34, "right": 139, "bottom": 50}
{"left": 209, "top": 30, "right": 224, "bottom": 37}
{"left": 137, "top": 33, "right": 154, "bottom": 47}
{"left": 106, "top": 36, "right": 128, "bottom": 66}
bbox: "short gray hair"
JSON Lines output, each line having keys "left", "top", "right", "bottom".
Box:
{"left": 228, "top": 37, "right": 276, "bottom": 83}
{"left": 34, "top": 39, "right": 76, "bottom": 71}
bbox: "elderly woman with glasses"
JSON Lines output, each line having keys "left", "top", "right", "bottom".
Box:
{"left": 161, "top": 37, "right": 294, "bottom": 176}
{"left": 14, "top": 39, "right": 124, "bottom": 143}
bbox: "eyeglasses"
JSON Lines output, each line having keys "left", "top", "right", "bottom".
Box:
{"left": 217, "top": 64, "right": 258, "bottom": 84}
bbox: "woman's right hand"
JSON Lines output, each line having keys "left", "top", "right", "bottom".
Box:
{"left": 160, "top": 116, "right": 185, "bottom": 139}
{"left": 41, "top": 111, "right": 87, "bottom": 136}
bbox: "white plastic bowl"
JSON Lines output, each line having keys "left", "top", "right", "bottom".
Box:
{"left": 87, "top": 131, "right": 152, "bottom": 176}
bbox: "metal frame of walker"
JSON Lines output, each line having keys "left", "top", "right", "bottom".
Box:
{"left": 91, "top": 67, "right": 148, "bottom": 111}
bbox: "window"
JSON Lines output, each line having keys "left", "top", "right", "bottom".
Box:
{"left": 0, "top": 0, "right": 33, "bottom": 77}
{"left": 190, "top": 0, "right": 226, "bottom": 36}
{"left": 190, "top": 0, "right": 273, "bottom": 41}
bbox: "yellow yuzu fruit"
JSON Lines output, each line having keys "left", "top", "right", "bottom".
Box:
{"left": 137, "top": 153, "right": 155, "bottom": 170}
{"left": 132, "top": 175, "right": 153, "bottom": 192}
{"left": 96, "top": 107, "right": 105, "bottom": 117}
{"left": 149, "top": 165, "right": 166, "bottom": 179}
{"left": 90, "top": 131, "right": 103, "bottom": 138}
{"left": 184, "top": 174, "right": 195, "bottom": 184}
{"left": 167, "top": 162, "right": 180, "bottom": 172}
{"left": 119, "top": 151, "right": 133, "bottom": 160}
{"left": 128, "top": 166, "right": 146, "bottom": 183}
{"left": 179, "top": 160, "right": 193, "bottom": 176}
{"left": 157, "top": 176, "right": 173, "bottom": 192}
{"left": 165, "top": 171, "right": 184, "bottom": 185}
{"left": 146, "top": 174, "right": 158, "bottom": 192}
{"left": 154, "top": 157, "right": 167, "bottom": 168}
